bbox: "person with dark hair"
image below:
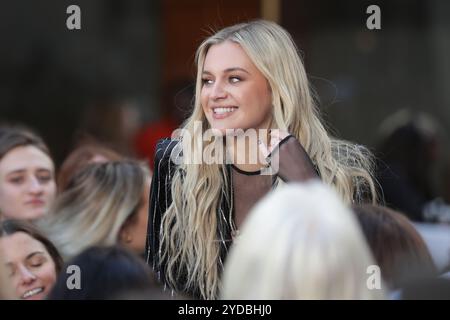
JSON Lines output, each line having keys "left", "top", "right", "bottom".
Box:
{"left": 400, "top": 276, "right": 450, "bottom": 300}
{"left": 57, "top": 142, "right": 123, "bottom": 192}
{"left": 0, "top": 219, "right": 63, "bottom": 300}
{"left": 48, "top": 246, "right": 165, "bottom": 300}
{"left": 352, "top": 204, "right": 437, "bottom": 291}
{"left": 376, "top": 111, "right": 443, "bottom": 222}
{"left": 0, "top": 125, "right": 56, "bottom": 220}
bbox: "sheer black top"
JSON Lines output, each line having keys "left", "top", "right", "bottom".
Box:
{"left": 145, "top": 136, "right": 318, "bottom": 299}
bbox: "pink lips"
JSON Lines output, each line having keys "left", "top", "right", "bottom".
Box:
{"left": 26, "top": 199, "right": 45, "bottom": 207}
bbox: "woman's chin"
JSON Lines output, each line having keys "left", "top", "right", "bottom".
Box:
{"left": 206, "top": 127, "right": 234, "bottom": 137}
{"left": 9, "top": 208, "right": 46, "bottom": 221}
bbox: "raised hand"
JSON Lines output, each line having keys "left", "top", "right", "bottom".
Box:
{"left": 258, "top": 130, "right": 318, "bottom": 181}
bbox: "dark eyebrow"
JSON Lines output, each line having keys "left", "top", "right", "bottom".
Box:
{"left": 7, "top": 168, "right": 52, "bottom": 176}
{"left": 4, "top": 252, "right": 44, "bottom": 268}
{"left": 202, "top": 67, "right": 250, "bottom": 75}
{"left": 36, "top": 169, "right": 52, "bottom": 174}
{"left": 6, "top": 169, "right": 26, "bottom": 175}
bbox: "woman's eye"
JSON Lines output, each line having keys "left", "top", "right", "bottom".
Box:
{"left": 30, "top": 262, "right": 43, "bottom": 268}
{"left": 29, "top": 257, "right": 45, "bottom": 268}
{"left": 37, "top": 175, "right": 51, "bottom": 183}
{"left": 202, "top": 78, "right": 213, "bottom": 85}
{"left": 9, "top": 177, "right": 24, "bottom": 184}
{"left": 230, "top": 77, "right": 241, "bottom": 83}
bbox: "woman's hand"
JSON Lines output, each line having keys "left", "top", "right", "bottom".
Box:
{"left": 258, "top": 129, "right": 292, "bottom": 158}
{"left": 258, "top": 130, "right": 318, "bottom": 181}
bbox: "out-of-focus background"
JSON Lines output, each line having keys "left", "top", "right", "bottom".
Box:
{"left": 1, "top": 0, "right": 450, "bottom": 296}
{"left": 1, "top": 0, "right": 450, "bottom": 218}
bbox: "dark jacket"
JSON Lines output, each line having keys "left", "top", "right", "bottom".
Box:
{"left": 145, "top": 138, "right": 233, "bottom": 299}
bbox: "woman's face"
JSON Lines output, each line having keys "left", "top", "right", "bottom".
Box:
{"left": 201, "top": 41, "right": 273, "bottom": 133}
{"left": 0, "top": 232, "right": 57, "bottom": 300}
{"left": 0, "top": 146, "right": 56, "bottom": 220}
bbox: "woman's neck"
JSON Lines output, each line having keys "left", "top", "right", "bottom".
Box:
{"left": 225, "top": 128, "right": 270, "bottom": 172}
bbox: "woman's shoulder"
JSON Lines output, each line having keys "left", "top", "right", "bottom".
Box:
{"left": 153, "top": 138, "right": 182, "bottom": 179}
{"left": 154, "top": 138, "right": 180, "bottom": 163}
{"left": 155, "top": 138, "right": 178, "bottom": 156}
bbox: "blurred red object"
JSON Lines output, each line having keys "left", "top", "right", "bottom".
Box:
{"left": 134, "top": 117, "right": 178, "bottom": 170}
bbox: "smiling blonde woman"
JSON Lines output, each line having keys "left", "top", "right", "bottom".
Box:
{"left": 147, "top": 20, "right": 377, "bottom": 300}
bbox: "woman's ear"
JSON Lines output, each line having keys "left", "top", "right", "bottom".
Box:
{"left": 119, "top": 225, "right": 133, "bottom": 244}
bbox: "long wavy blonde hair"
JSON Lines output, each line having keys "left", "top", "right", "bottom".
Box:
{"left": 161, "top": 20, "right": 377, "bottom": 299}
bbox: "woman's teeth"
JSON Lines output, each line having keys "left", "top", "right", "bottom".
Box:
{"left": 22, "top": 287, "right": 44, "bottom": 299}
{"left": 213, "top": 107, "right": 236, "bottom": 114}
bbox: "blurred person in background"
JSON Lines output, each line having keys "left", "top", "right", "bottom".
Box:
{"left": 399, "top": 276, "right": 450, "bottom": 300}
{"left": 0, "top": 219, "right": 63, "bottom": 300}
{"left": 433, "top": 157, "right": 450, "bottom": 224}
{"left": 376, "top": 110, "right": 450, "bottom": 223}
{"left": 443, "top": 159, "right": 450, "bottom": 205}
{"left": 48, "top": 246, "right": 165, "bottom": 300}
{"left": 38, "top": 161, "right": 151, "bottom": 260}
{"left": 0, "top": 125, "right": 56, "bottom": 220}
{"left": 147, "top": 20, "right": 378, "bottom": 300}
{"left": 57, "top": 142, "right": 123, "bottom": 192}
{"left": 79, "top": 99, "right": 142, "bottom": 158}
{"left": 221, "top": 182, "right": 384, "bottom": 299}
{"left": 353, "top": 204, "right": 437, "bottom": 294}
{"left": 134, "top": 79, "right": 193, "bottom": 170}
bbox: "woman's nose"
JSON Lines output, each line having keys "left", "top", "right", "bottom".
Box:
{"left": 27, "top": 176, "right": 44, "bottom": 195}
{"left": 210, "top": 81, "right": 227, "bottom": 100}
{"left": 18, "top": 265, "right": 37, "bottom": 285}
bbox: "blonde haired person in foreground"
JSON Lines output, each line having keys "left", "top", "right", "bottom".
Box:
{"left": 147, "top": 20, "right": 377, "bottom": 299}
{"left": 221, "top": 182, "right": 385, "bottom": 299}
{"left": 37, "top": 161, "right": 151, "bottom": 261}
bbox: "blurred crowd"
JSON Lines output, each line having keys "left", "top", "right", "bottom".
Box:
{"left": 0, "top": 111, "right": 449, "bottom": 300}
{"left": 1, "top": 0, "right": 450, "bottom": 302}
